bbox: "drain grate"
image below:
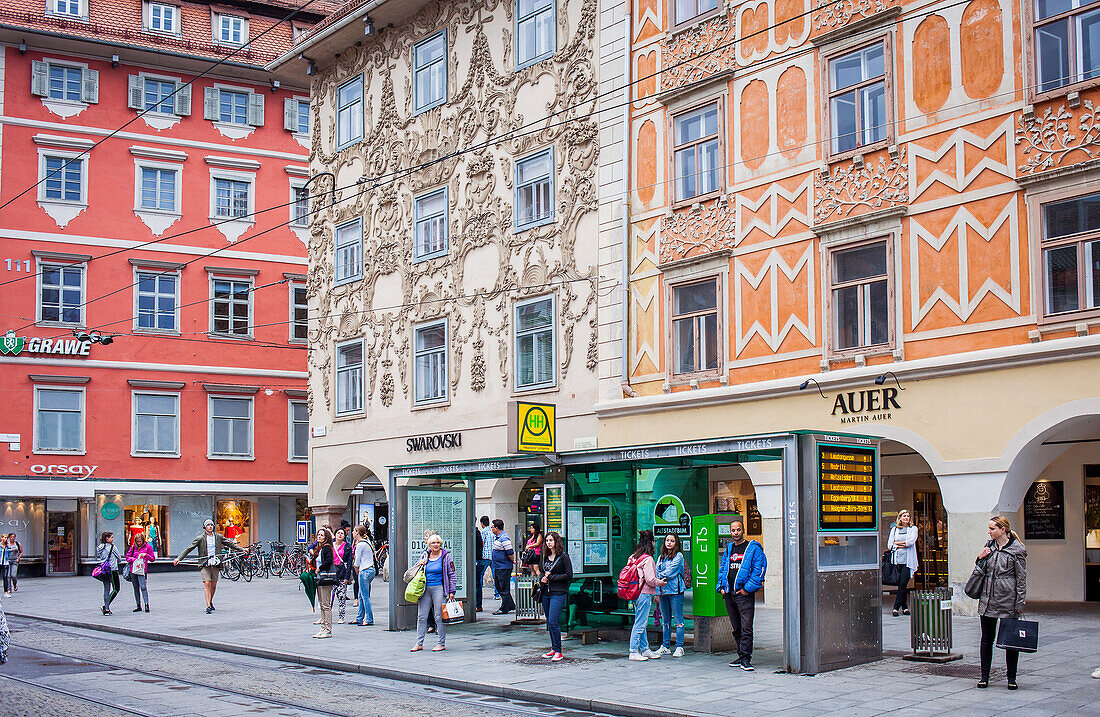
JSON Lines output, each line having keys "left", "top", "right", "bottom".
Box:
{"left": 904, "top": 662, "right": 1005, "bottom": 680}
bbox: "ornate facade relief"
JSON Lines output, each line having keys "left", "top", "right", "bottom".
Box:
{"left": 811, "top": 0, "right": 898, "bottom": 34}
{"left": 659, "top": 201, "right": 737, "bottom": 264}
{"left": 1016, "top": 100, "right": 1100, "bottom": 176}
{"left": 814, "top": 147, "right": 908, "bottom": 224}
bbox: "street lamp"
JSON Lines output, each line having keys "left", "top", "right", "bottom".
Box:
{"left": 798, "top": 378, "right": 827, "bottom": 399}
{"left": 874, "top": 371, "right": 905, "bottom": 390}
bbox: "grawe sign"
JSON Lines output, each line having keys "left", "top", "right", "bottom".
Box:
{"left": 2, "top": 332, "right": 92, "bottom": 357}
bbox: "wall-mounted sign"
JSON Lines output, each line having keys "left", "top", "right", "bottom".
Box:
{"left": 2, "top": 332, "right": 92, "bottom": 357}
{"left": 30, "top": 463, "right": 99, "bottom": 478}
{"left": 1023, "top": 480, "right": 1064, "bottom": 540}
{"left": 101, "top": 502, "right": 120, "bottom": 520}
{"left": 818, "top": 444, "right": 877, "bottom": 531}
{"left": 296, "top": 520, "right": 309, "bottom": 544}
{"left": 544, "top": 484, "right": 565, "bottom": 536}
{"left": 653, "top": 493, "right": 692, "bottom": 539}
{"left": 831, "top": 388, "right": 901, "bottom": 424}
{"left": 310, "top": 426, "right": 327, "bottom": 438}
{"left": 406, "top": 431, "right": 462, "bottom": 452}
{"left": 508, "top": 401, "right": 556, "bottom": 453}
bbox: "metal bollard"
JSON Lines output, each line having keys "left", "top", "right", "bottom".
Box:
{"left": 906, "top": 586, "right": 962, "bottom": 663}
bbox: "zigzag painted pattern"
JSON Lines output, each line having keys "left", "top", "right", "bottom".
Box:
{"left": 733, "top": 246, "right": 815, "bottom": 356}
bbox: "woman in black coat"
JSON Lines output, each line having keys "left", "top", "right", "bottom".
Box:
{"left": 539, "top": 531, "right": 573, "bottom": 661}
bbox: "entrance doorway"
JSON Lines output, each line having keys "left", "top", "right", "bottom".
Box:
{"left": 46, "top": 511, "right": 76, "bottom": 575}
{"left": 913, "top": 490, "right": 948, "bottom": 588}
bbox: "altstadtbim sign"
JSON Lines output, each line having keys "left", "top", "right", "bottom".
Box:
{"left": 2, "top": 331, "right": 92, "bottom": 357}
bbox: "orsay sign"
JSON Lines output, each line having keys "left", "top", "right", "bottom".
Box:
{"left": 831, "top": 387, "right": 901, "bottom": 424}
{"left": 406, "top": 432, "right": 463, "bottom": 452}
{"left": 2, "top": 332, "right": 91, "bottom": 357}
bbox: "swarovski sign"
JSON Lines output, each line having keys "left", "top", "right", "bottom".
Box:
{"left": 2, "top": 332, "right": 91, "bottom": 357}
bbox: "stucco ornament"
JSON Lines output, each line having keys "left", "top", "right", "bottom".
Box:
{"left": 660, "top": 202, "right": 738, "bottom": 264}
{"left": 1016, "top": 101, "right": 1100, "bottom": 175}
{"left": 812, "top": 0, "right": 897, "bottom": 31}
{"left": 662, "top": 9, "right": 736, "bottom": 92}
{"left": 308, "top": 0, "right": 599, "bottom": 411}
{"left": 814, "top": 147, "right": 908, "bottom": 223}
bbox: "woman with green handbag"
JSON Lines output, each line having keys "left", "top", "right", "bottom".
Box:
{"left": 406, "top": 534, "right": 456, "bottom": 652}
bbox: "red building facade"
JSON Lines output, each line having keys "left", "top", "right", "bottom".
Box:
{"left": 0, "top": 0, "right": 331, "bottom": 574}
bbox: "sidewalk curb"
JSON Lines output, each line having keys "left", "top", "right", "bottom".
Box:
{"left": 9, "top": 612, "right": 712, "bottom": 717}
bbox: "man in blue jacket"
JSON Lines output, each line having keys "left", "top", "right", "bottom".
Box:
{"left": 716, "top": 520, "right": 767, "bottom": 671}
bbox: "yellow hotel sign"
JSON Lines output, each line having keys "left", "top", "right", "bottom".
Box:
{"left": 508, "top": 401, "right": 556, "bottom": 453}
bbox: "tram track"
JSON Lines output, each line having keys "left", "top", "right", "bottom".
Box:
{"left": 0, "top": 669, "right": 156, "bottom": 717}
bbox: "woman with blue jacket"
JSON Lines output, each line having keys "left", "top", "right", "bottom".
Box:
{"left": 409, "top": 533, "right": 457, "bottom": 652}
{"left": 716, "top": 520, "right": 767, "bottom": 671}
{"left": 655, "top": 534, "right": 687, "bottom": 657}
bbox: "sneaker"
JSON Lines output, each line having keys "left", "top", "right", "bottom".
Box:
{"left": 337, "top": 618, "right": 345, "bottom": 624}
{"left": 144, "top": 606, "right": 149, "bottom": 613}
{"left": 313, "top": 619, "right": 323, "bottom": 624}
{"left": 739, "top": 658, "right": 755, "bottom": 672}
{"left": 205, "top": 606, "right": 213, "bottom": 614}
{"left": 1092, "top": 668, "right": 1100, "bottom": 679}
{"left": 642, "top": 649, "right": 662, "bottom": 659}
{"left": 673, "top": 647, "right": 685, "bottom": 657}
{"left": 551, "top": 652, "right": 564, "bottom": 662}
{"left": 432, "top": 644, "right": 446, "bottom": 651}
{"left": 312, "top": 630, "right": 331, "bottom": 639}
{"left": 655, "top": 645, "right": 671, "bottom": 656}
{"left": 133, "top": 607, "right": 142, "bottom": 612}
{"left": 628, "top": 652, "right": 649, "bottom": 661}
{"left": 542, "top": 650, "right": 557, "bottom": 659}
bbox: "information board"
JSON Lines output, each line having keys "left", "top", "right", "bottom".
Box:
{"left": 567, "top": 503, "right": 611, "bottom": 575}
{"left": 544, "top": 484, "right": 565, "bottom": 536}
{"left": 406, "top": 489, "right": 467, "bottom": 599}
{"left": 1023, "top": 480, "right": 1065, "bottom": 540}
{"left": 818, "top": 444, "right": 877, "bottom": 531}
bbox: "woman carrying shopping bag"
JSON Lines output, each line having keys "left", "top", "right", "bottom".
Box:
{"left": 407, "top": 534, "right": 456, "bottom": 652}
{"left": 125, "top": 532, "right": 156, "bottom": 612}
{"left": 974, "top": 515, "right": 1027, "bottom": 690}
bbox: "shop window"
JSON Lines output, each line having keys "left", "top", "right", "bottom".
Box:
{"left": 336, "top": 77, "right": 363, "bottom": 147}
{"left": 1034, "top": 0, "right": 1100, "bottom": 93}
{"left": 290, "top": 400, "right": 308, "bottom": 460}
{"left": 515, "top": 148, "right": 554, "bottom": 231}
{"left": 1040, "top": 191, "right": 1100, "bottom": 316}
{"left": 35, "top": 386, "right": 84, "bottom": 452}
{"left": 335, "top": 340, "right": 364, "bottom": 415}
{"left": 514, "top": 295, "right": 556, "bottom": 390}
{"left": 334, "top": 219, "right": 363, "bottom": 284}
{"left": 827, "top": 41, "right": 890, "bottom": 156}
{"left": 290, "top": 283, "right": 308, "bottom": 343}
{"left": 829, "top": 239, "right": 892, "bottom": 352}
{"left": 133, "top": 392, "right": 179, "bottom": 455}
{"left": 516, "top": 0, "right": 555, "bottom": 68}
{"left": 39, "top": 263, "right": 84, "bottom": 325}
{"left": 216, "top": 499, "right": 253, "bottom": 547}
{"left": 413, "top": 188, "right": 448, "bottom": 260}
{"left": 670, "top": 277, "right": 721, "bottom": 377}
{"left": 674, "top": 0, "right": 720, "bottom": 27}
{"left": 414, "top": 320, "right": 448, "bottom": 405}
{"left": 0, "top": 500, "right": 45, "bottom": 559}
{"left": 210, "top": 277, "right": 252, "bottom": 336}
{"left": 208, "top": 396, "right": 253, "bottom": 458}
{"left": 413, "top": 32, "right": 447, "bottom": 113}
{"left": 124, "top": 503, "right": 169, "bottom": 555}
{"left": 672, "top": 100, "right": 723, "bottom": 204}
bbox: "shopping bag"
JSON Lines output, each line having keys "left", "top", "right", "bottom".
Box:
{"left": 442, "top": 600, "right": 465, "bottom": 624}
{"left": 404, "top": 569, "right": 426, "bottom": 603}
{"left": 995, "top": 617, "right": 1038, "bottom": 653}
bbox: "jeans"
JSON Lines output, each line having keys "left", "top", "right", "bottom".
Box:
{"left": 493, "top": 568, "right": 515, "bottom": 612}
{"left": 7, "top": 564, "right": 16, "bottom": 590}
{"left": 629, "top": 592, "right": 653, "bottom": 653}
{"left": 893, "top": 566, "right": 912, "bottom": 611}
{"left": 475, "top": 559, "right": 492, "bottom": 610}
{"left": 317, "top": 584, "right": 333, "bottom": 630}
{"left": 980, "top": 615, "right": 1019, "bottom": 681}
{"left": 723, "top": 590, "right": 756, "bottom": 660}
{"left": 542, "top": 593, "right": 567, "bottom": 653}
{"left": 416, "top": 584, "right": 446, "bottom": 646}
{"left": 132, "top": 574, "right": 149, "bottom": 608}
{"left": 659, "top": 593, "right": 685, "bottom": 648}
{"left": 1, "top": 565, "right": 8, "bottom": 593}
{"left": 357, "top": 568, "right": 376, "bottom": 624}
{"left": 103, "top": 570, "right": 120, "bottom": 610}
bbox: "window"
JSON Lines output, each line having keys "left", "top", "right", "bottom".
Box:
{"left": 49, "top": 0, "right": 83, "bottom": 17}
{"left": 1034, "top": 0, "right": 1100, "bottom": 92}
{"left": 211, "top": 278, "right": 251, "bottom": 336}
{"left": 289, "top": 401, "right": 308, "bottom": 460}
{"left": 213, "top": 178, "right": 250, "bottom": 218}
{"left": 31, "top": 61, "right": 97, "bottom": 104}
{"left": 35, "top": 387, "right": 83, "bottom": 453}
{"left": 335, "top": 341, "right": 363, "bottom": 415}
{"left": 218, "top": 89, "right": 248, "bottom": 124}
{"left": 48, "top": 64, "right": 82, "bottom": 101}
{"left": 128, "top": 76, "right": 189, "bottom": 116}
{"left": 674, "top": 0, "right": 719, "bottom": 26}
{"left": 414, "top": 321, "right": 448, "bottom": 405}
{"left": 42, "top": 156, "right": 83, "bottom": 202}
{"left": 334, "top": 220, "right": 363, "bottom": 284}
{"left": 828, "top": 42, "right": 889, "bottom": 155}
{"left": 291, "top": 284, "right": 308, "bottom": 342}
{"left": 1041, "top": 192, "right": 1100, "bottom": 315}
{"left": 203, "top": 87, "right": 262, "bottom": 126}
{"left": 414, "top": 188, "right": 448, "bottom": 260}
{"left": 209, "top": 396, "right": 252, "bottom": 458}
{"left": 139, "top": 167, "right": 177, "bottom": 212}
{"left": 296, "top": 99, "right": 310, "bottom": 134}
{"left": 414, "top": 33, "right": 447, "bottom": 112}
{"left": 39, "top": 264, "right": 84, "bottom": 324}
{"left": 671, "top": 278, "right": 720, "bottom": 376}
{"left": 515, "top": 149, "right": 554, "bottom": 230}
{"left": 133, "top": 393, "right": 179, "bottom": 455}
{"left": 830, "top": 240, "right": 890, "bottom": 351}
{"left": 336, "top": 78, "right": 363, "bottom": 146}
{"left": 143, "top": 78, "right": 175, "bottom": 113}
{"left": 215, "top": 14, "right": 247, "bottom": 45}
{"left": 136, "top": 271, "right": 178, "bottom": 332}
{"left": 516, "top": 0, "right": 555, "bottom": 67}
{"left": 673, "top": 101, "right": 722, "bottom": 203}
{"left": 291, "top": 185, "right": 309, "bottom": 226}
{"left": 147, "top": 2, "right": 178, "bottom": 33}
{"left": 515, "top": 296, "right": 556, "bottom": 389}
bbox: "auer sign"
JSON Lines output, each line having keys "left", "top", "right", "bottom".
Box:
{"left": 831, "top": 387, "right": 901, "bottom": 424}
{"left": 2, "top": 332, "right": 92, "bottom": 357}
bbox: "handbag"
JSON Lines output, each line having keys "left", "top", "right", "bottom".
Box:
{"left": 521, "top": 548, "right": 537, "bottom": 564}
{"left": 121, "top": 561, "right": 133, "bottom": 582}
{"left": 531, "top": 580, "right": 543, "bottom": 602}
{"left": 404, "top": 568, "right": 426, "bottom": 602}
{"left": 880, "top": 551, "right": 903, "bottom": 586}
{"left": 92, "top": 545, "right": 116, "bottom": 582}
{"left": 442, "top": 599, "right": 465, "bottom": 624}
{"left": 963, "top": 562, "right": 986, "bottom": 599}
{"left": 996, "top": 617, "right": 1039, "bottom": 653}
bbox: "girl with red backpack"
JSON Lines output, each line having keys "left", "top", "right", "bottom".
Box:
{"left": 623, "top": 530, "right": 664, "bottom": 661}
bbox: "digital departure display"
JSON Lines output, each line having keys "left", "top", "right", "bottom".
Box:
{"left": 818, "top": 445, "right": 877, "bottom": 531}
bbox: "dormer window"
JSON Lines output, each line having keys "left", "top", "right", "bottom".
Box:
{"left": 48, "top": 0, "right": 85, "bottom": 19}
{"left": 146, "top": 2, "right": 179, "bottom": 34}
{"left": 215, "top": 14, "right": 248, "bottom": 45}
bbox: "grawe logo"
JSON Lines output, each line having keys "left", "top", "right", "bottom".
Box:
{"left": 1, "top": 331, "right": 24, "bottom": 355}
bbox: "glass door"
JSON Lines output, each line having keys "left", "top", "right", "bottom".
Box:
{"left": 46, "top": 511, "right": 77, "bottom": 575}
{"left": 913, "top": 490, "right": 948, "bottom": 588}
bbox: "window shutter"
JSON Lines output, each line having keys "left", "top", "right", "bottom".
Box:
{"left": 247, "top": 92, "right": 265, "bottom": 127}
{"left": 81, "top": 68, "right": 99, "bottom": 103}
{"left": 283, "top": 97, "right": 297, "bottom": 131}
{"left": 203, "top": 87, "right": 219, "bottom": 120}
{"left": 127, "top": 75, "right": 144, "bottom": 110}
{"left": 174, "top": 81, "right": 192, "bottom": 116}
{"left": 31, "top": 60, "right": 48, "bottom": 97}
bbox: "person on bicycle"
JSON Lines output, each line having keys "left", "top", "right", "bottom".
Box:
{"left": 173, "top": 519, "right": 244, "bottom": 614}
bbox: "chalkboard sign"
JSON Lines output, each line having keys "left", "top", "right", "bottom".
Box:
{"left": 747, "top": 498, "right": 763, "bottom": 535}
{"left": 1085, "top": 484, "right": 1100, "bottom": 531}
{"left": 1023, "top": 480, "right": 1065, "bottom": 540}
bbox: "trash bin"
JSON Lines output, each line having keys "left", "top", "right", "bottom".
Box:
{"left": 514, "top": 575, "right": 544, "bottom": 622}
{"left": 909, "top": 586, "right": 961, "bottom": 661}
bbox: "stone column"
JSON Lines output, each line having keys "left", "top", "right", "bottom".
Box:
{"left": 938, "top": 471, "right": 1007, "bottom": 616}
{"left": 309, "top": 504, "right": 348, "bottom": 533}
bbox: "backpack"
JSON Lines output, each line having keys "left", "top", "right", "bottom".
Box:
{"left": 617, "top": 555, "right": 643, "bottom": 600}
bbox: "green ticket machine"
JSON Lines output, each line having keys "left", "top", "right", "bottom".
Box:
{"left": 690, "top": 512, "right": 740, "bottom": 651}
